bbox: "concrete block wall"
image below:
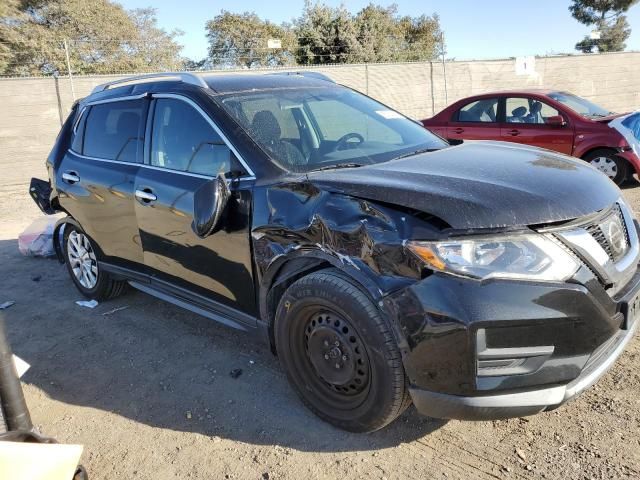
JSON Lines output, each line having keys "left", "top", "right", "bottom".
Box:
{"left": 1, "top": 51, "right": 639, "bottom": 186}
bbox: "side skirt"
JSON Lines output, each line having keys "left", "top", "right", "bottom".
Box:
{"left": 100, "top": 262, "right": 270, "bottom": 345}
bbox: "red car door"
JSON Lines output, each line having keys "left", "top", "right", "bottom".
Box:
{"left": 500, "top": 97, "right": 574, "bottom": 154}
{"left": 446, "top": 97, "right": 502, "bottom": 142}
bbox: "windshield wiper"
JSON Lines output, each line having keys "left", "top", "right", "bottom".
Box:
{"left": 310, "top": 163, "right": 364, "bottom": 172}
{"left": 392, "top": 147, "right": 441, "bottom": 161}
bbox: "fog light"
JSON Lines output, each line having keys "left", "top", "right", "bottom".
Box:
{"left": 476, "top": 329, "right": 554, "bottom": 377}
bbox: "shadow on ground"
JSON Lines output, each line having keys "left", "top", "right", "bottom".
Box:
{"left": 0, "top": 238, "right": 446, "bottom": 453}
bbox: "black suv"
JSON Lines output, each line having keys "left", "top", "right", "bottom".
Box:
{"left": 31, "top": 72, "right": 639, "bottom": 432}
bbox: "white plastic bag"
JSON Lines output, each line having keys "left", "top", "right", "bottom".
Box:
{"left": 18, "top": 216, "right": 58, "bottom": 257}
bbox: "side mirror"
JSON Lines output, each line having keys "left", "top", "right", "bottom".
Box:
{"left": 191, "top": 173, "right": 230, "bottom": 238}
{"left": 546, "top": 115, "right": 567, "bottom": 127}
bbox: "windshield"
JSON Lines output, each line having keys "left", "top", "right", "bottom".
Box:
{"left": 548, "top": 91, "right": 613, "bottom": 118}
{"left": 217, "top": 86, "right": 447, "bottom": 173}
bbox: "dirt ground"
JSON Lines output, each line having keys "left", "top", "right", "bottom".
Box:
{"left": 1, "top": 165, "right": 640, "bottom": 480}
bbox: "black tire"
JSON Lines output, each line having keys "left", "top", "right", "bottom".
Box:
{"left": 584, "top": 149, "right": 628, "bottom": 186}
{"left": 63, "top": 224, "right": 127, "bottom": 301}
{"left": 274, "top": 268, "right": 410, "bottom": 432}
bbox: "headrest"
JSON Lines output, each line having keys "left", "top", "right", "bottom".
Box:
{"left": 250, "top": 110, "right": 281, "bottom": 144}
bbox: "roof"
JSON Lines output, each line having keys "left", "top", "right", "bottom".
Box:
{"left": 464, "top": 89, "right": 561, "bottom": 98}
{"left": 203, "top": 72, "right": 337, "bottom": 94}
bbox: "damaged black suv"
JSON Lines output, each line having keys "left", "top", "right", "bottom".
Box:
{"left": 31, "top": 72, "right": 639, "bottom": 432}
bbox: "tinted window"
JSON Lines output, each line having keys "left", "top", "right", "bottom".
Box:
{"left": 456, "top": 99, "right": 498, "bottom": 123}
{"left": 506, "top": 97, "right": 560, "bottom": 124}
{"left": 151, "top": 98, "right": 241, "bottom": 176}
{"left": 71, "top": 108, "right": 87, "bottom": 153}
{"left": 83, "top": 100, "right": 144, "bottom": 162}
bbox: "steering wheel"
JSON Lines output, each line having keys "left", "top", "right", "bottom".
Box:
{"left": 333, "top": 132, "right": 365, "bottom": 151}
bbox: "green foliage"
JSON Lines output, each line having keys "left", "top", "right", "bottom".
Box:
{"left": 570, "top": 0, "right": 638, "bottom": 52}
{"left": 0, "top": 0, "right": 184, "bottom": 76}
{"left": 204, "top": 2, "right": 442, "bottom": 67}
{"left": 205, "top": 11, "right": 297, "bottom": 68}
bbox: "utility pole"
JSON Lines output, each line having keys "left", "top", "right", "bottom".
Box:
{"left": 63, "top": 39, "right": 76, "bottom": 101}
{"left": 440, "top": 31, "right": 448, "bottom": 106}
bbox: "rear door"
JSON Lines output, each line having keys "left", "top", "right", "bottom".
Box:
{"left": 134, "top": 94, "right": 257, "bottom": 316}
{"left": 500, "top": 96, "right": 574, "bottom": 154}
{"left": 446, "top": 97, "right": 501, "bottom": 142}
{"left": 55, "top": 96, "right": 147, "bottom": 269}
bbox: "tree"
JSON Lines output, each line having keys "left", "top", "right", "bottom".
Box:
{"left": 129, "top": 8, "right": 184, "bottom": 71}
{"left": 294, "top": 1, "right": 441, "bottom": 65}
{"left": 205, "top": 11, "right": 296, "bottom": 68}
{"left": 354, "top": 5, "right": 441, "bottom": 63}
{"left": 295, "top": 2, "right": 363, "bottom": 64}
{"left": 0, "top": 0, "right": 184, "bottom": 76}
{"left": 570, "top": 0, "right": 639, "bottom": 53}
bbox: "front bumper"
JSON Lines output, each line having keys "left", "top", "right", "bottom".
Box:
{"left": 383, "top": 256, "right": 640, "bottom": 421}
{"left": 409, "top": 315, "right": 637, "bottom": 420}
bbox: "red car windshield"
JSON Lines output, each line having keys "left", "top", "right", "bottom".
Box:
{"left": 548, "top": 92, "right": 613, "bottom": 118}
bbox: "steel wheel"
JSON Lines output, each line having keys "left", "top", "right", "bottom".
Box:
{"left": 303, "top": 310, "right": 371, "bottom": 402}
{"left": 67, "top": 230, "right": 98, "bottom": 289}
{"left": 589, "top": 156, "right": 618, "bottom": 179}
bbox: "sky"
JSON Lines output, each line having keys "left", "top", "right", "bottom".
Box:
{"left": 118, "top": 0, "right": 640, "bottom": 61}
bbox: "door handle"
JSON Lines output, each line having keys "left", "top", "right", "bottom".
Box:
{"left": 508, "top": 129, "right": 520, "bottom": 136}
{"left": 135, "top": 188, "right": 157, "bottom": 203}
{"left": 453, "top": 128, "right": 465, "bottom": 134}
{"left": 62, "top": 171, "right": 80, "bottom": 184}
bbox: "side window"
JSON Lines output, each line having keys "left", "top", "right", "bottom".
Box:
{"left": 71, "top": 108, "right": 87, "bottom": 153}
{"left": 83, "top": 100, "right": 144, "bottom": 162}
{"left": 506, "top": 97, "right": 561, "bottom": 125}
{"left": 456, "top": 99, "right": 499, "bottom": 123}
{"left": 151, "top": 98, "right": 241, "bottom": 176}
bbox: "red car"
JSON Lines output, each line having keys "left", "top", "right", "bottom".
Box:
{"left": 422, "top": 90, "right": 639, "bottom": 185}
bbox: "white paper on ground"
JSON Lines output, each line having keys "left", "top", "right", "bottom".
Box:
{"left": 75, "top": 299, "right": 99, "bottom": 308}
{"left": 13, "top": 354, "right": 30, "bottom": 378}
{"left": 0, "top": 442, "right": 83, "bottom": 480}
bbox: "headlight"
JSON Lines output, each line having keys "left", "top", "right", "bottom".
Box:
{"left": 406, "top": 234, "right": 579, "bottom": 282}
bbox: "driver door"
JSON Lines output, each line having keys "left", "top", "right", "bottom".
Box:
{"left": 134, "top": 94, "right": 256, "bottom": 316}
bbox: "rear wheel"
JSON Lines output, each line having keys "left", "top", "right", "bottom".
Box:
{"left": 584, "top": 149, "right": 628, "bottom": 185}
{"left": 274, "top": 269, "right": 410, "bottom": 432}
{"left": 63, "top": 225, "right": 127, "bottom": 300}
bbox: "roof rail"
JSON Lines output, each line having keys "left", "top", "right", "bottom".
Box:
{"left": 90, "top": 72, "right": 208, "bottom": 95}
{"left": 268, "top": 71, "right": 335, "bottom": 83}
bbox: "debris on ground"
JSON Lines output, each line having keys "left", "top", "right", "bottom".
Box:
{"left": 229, "top": 369, "right": 243, "bottom": 379}
{"left": 75, "top": 299, "right": 98, "bottom": 308}
{"left": 101, "top": 306, "right": 129, "bottom": 316}
{"left": 0, "top": 301, "right": 15, "bottom": 310}
{"left": 18, "top": 216, "right": 57, "bottom": 257}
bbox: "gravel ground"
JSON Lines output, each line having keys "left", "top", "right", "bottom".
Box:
{"left": 1, "top": 167, "right": 639, "bottom": 480}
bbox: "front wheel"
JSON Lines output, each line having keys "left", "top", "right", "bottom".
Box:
{"left": 63, "top": 224, "right": 127, "bottom": 301}
{"left": 584, "top": 149, "right": 628, "bottom": 185}
{"left": 274, "top": 269, "right": 410, "bottom": 432}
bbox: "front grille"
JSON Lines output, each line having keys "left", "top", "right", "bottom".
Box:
{"left": 584, "top": 204, "right": 630, "bottom": 262}
{"left": 585, "top": 222, "right": 613, "bottom": 258}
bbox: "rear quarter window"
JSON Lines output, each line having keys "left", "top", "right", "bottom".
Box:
{"left": 83, "top": 99, "right": 145, "bottom": 162}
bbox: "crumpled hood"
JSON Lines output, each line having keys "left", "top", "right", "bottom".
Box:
{"left": 307, "top": 141, "right": 620, "bottom": 230}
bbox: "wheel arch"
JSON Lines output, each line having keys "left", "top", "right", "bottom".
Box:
{"left": 579, "top": 146, "right": 618, "bottom": 161}
{"left": 52, "top": 216, "right": 106, "bottom": 264}
{"left": 259, "top": 250, "right": 385, "bottom": 353}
